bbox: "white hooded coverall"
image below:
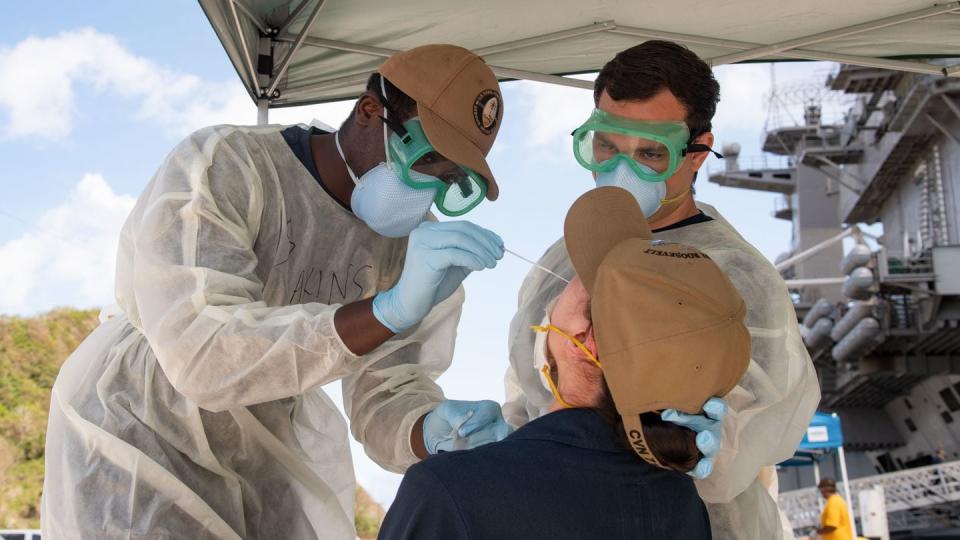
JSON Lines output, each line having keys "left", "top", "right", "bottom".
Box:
{"left": 504, "top": 202, "right": 820, "bottom": 540}
{"left": 42, "top": 125, "right": 461, "bottom": 539}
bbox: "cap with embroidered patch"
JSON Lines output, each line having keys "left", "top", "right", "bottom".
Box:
{"left": 379, "top": 44, "right": 503, "bottom": 200}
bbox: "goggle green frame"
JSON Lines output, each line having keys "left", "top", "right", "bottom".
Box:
{"left": 386, "top": 118, "right": 488, "bottom": 217}
{"left": 571, "top": 109, "right": 691, "bottom": 183}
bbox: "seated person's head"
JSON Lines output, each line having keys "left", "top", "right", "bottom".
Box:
{"left": 536, "top": 186, "right": 750, "bottom": 473}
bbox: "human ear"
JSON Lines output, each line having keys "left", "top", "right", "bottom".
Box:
{"left": 353, "top": 92, "right": 384, "bottom": 128}
{"left": 688, "top": 132, "right": 715, "bottom": 171}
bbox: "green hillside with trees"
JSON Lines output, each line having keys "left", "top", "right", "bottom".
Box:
{"left": 0, "top": 309, "right": 384, "bottom": 537}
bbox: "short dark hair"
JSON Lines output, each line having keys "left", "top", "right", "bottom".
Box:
{"left": 818, "top": 477, "right": 837, "bottom": 492}
{"left": 594, "top": 40, "right": 720, "bottom": 139}
{"left": 342, "top": 73, "right": 417, "bottom": 132}
{"left": 595, "top": 379, "right": 700, "bottom": 472}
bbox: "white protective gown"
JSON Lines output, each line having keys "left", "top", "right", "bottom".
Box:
{"left": 503, "top": 202, "right": 820, "bottom": 540}
{"left": 42, "top": 125, "right": 462, "bottom": 539}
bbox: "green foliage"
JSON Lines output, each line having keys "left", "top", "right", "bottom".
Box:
{"left": 0, "top": 308, "right": 100, "bottom": 528}
{"left": 355, "top": 486, "right": 386, "bottom": 539}
{"left": 0, "top": 308, "right": 386, "bottom": 535}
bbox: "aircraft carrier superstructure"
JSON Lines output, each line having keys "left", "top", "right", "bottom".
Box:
{"left": 710, "top": 64, "right": 960, "bottom": 538}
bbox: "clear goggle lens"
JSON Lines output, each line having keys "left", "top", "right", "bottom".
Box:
{"left": 571, "top": 109, "right": 691, "bottom": 182}
{"left": 388, "top": 120, "right": 488, "bottom": 216}
{"left": 576, "top": 130, "right": 673, "bottom": 174}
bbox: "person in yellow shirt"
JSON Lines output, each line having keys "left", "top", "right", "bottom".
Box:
{"left": 817, "top": 477, "right": 854, "bottom": 540}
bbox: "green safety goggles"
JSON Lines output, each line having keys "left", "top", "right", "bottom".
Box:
{"left": 384, "top": 116, "right": 488, "bottom": 217}
{"left": 572, "top": 109, "right": 718, "bottom": 182}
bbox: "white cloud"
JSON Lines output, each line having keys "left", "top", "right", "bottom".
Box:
{"left": 514, "top": 76, "right": 596, "bottom": 151}
{"left": 0, "top": 28, "right": 356, "bottom": 140}
{"left": 0, "top": 173, "right": 135, "bottom": 314}
{"left": 712, "top": 63, "right": 772, "bottom": 150}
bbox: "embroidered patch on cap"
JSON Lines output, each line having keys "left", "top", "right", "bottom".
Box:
{"left": 473, "top": 89, "right": 500, "bottom": 134}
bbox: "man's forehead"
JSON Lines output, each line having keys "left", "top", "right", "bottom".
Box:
{"left": 597, "top": 89, "right": 687, "bottom": 124}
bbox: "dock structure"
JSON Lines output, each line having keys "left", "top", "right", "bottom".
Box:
{"left": 712, "top": 64, "right": 960, "bottom": 536}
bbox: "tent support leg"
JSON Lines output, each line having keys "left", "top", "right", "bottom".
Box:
{"left": 257, "top": 99, "right": 269, "bottom": 125}
{"left": 838, "top": 446, "right": 858, "bottom": 539}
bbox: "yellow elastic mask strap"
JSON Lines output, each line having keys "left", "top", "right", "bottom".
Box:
{"left": 660, "top": 188, "right": 691, "bottom": 206}
{"left": 540, "top": 363, "right": 574, "bottom": 409}
{"left": 530, "top": 324, "right": 601, "bottom": 369}
{"left": 622, "top": 413, "right": 668, "bottom": 469}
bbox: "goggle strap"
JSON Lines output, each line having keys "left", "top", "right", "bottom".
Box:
{"left": 379, "top": 115, "right": 411, "bottom": 143}
{"left": 682, "top": 143, "right": 723, "bottom": 159}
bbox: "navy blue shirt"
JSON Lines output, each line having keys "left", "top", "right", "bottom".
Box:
{"left": 379, "top": 408, "right": 711, "bottom": 540}
{"left": 280, "top": 124, "right": 351, "bottom": 211}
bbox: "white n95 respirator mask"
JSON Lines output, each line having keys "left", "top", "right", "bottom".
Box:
{"left": 335, "top": 128, "right": 436, "bottom": 238}
{"left": 594, "top": 159, "right": 667, "bottom": 218}
{"left": 350, "top": 162, "right": 435, "bottom": 238}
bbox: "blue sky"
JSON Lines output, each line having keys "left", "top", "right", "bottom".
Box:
{"left": 0, "top": 1, "right": 838, "bottom": 507}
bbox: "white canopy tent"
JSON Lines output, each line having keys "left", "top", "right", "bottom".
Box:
{"left": 198, "top": 0, "right": 960, "bottom": 124}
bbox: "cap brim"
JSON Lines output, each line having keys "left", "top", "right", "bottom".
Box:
{"left": 564, "top": 187, "right": 653, "bottom": 293}
{"left": 419, "top": 104, "right": 499, "bottom": 201}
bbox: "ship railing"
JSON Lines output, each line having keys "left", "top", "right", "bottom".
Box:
{"left": 705, "top": 154, "right": 794, "bottom": 175}
{"left": 779, "top": 459, "right": 960, "bottom": 532}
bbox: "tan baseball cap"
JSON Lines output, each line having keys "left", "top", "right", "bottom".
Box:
{"left": 379, "top": 44, "right": 503, "bottom": 200}
{"left": 564, "top": 186, "right": 751, "bottom": 467}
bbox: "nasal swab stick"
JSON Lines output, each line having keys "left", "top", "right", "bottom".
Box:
{"left": 504, "top": 248, "right": 571, "bottom": 284}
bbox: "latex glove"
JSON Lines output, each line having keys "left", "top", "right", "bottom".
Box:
{"left": 373, "top": 221, "right": 504, "bottom": 332}
{"left": 423, "top": 399, "right": 512, "bottom": 454}
{"left": 661, "top": 397, "right": 727, "bottom": 480}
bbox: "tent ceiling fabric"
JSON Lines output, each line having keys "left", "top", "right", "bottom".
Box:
{"left": 199, "top": 0, "right": 960, "bottom": 108}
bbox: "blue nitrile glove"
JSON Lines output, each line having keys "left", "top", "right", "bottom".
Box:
{"left": 661, "top": 397, "right": 728, "bottom": 480}
{"left": 373, "top": 221, "right": 504, "bottom": 332}
{"left": 423, "top": 399, "right": 512, "bottom": 454}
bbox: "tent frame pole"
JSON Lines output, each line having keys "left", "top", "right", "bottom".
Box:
{"left": 277, "top": 0, "right": 313, "bottom": 35}
{"left": 231, "top": 0, "right": 268, "bottom": 34}
{"left": 278, "top": 35, "right": 594, "bottom": 91}
{"left": 280, "top": 23, "right": 960, "bottom": 94}
{"left": 221, "top": 4, "right": 960, "bottom": 108}
{"left": 489, "top": 67, "right": 593, "bottom": 89}
{"left": 266, "top": 0, "right": 326, "bottom": 98}
{"left": 611, "top": 25, "right": 956, "bottom": 76}
{"left": 708, "top": 2, "right": 960, "bottom": 66}
{"left": 837, "top": 446, "right": 858, "bottom": 539}
{"left": 474, "top": 21, "right": 614, "bottom": 57}
{"left": 227, "top": 0, "right": 262, "bottom": 98}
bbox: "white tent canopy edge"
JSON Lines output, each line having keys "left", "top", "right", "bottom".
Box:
{"left": 198, "top": 0, "right": 960, "bottom": 124}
